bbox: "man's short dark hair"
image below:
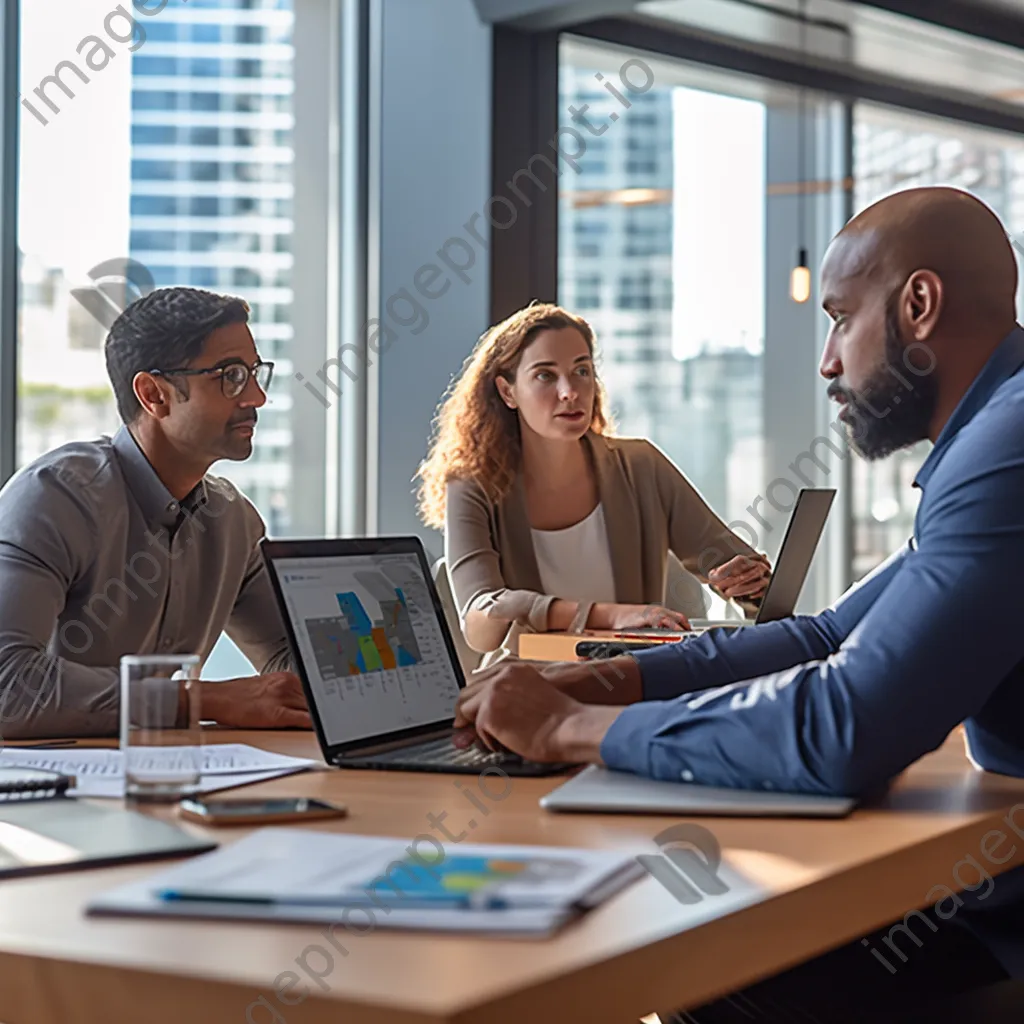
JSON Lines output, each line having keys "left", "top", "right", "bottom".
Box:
{"left": 104, "top": 287, "right": 251, "bottom": 423}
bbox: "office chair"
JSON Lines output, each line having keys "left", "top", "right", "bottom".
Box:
{"left": 431, "top": 557, "right": 483, "bottom": 676}
{"left": 664, "top": 551, "right": 715, "bottom": 619}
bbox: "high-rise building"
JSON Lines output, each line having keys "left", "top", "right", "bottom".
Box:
{"left": 558, "top": 69, "right": 685, "bottom": 456}
{"left": 127, "top": 0, "right": 295, "bottom": 533}
{"left": 17, "top": 252, "right": 116, "bottom": 467}
{"left": 558, "top": 64, "right": 763, "bottom": 522}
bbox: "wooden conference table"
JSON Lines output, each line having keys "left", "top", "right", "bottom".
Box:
{"left": 1, "top": 727, "right": 1023, "bottom": 1024}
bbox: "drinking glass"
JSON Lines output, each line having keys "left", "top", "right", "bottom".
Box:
{"left": 120, "top": 654, "right": 201, "bottom": 803}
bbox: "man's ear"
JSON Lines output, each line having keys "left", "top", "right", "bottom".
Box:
{"left": 133, "top": 371, "right": 173, "bottom": 420}
{"left": 495, "top": 375, "right": 517, "bottom": 410}
{"left": 904, "top": 270, "right": 943, "bottom": 342}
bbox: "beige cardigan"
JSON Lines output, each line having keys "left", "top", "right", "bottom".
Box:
{"left": 444, "top": 433, "right": 761, "bottom": 658}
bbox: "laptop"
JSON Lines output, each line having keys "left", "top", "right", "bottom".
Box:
{"left": 574, "top": 488, "right": 836, "bottom": 658}
{"left": 689, "top": 486, "right": 836, "bottom": 632}
{"left": 261, "top": 536, "right": 572, "bottom": 777}
{"left": 539, "top": 765, "right": 855, "bottom": 818}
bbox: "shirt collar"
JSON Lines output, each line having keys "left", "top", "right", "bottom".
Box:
{"left": 112, "top": 425, "right": 209, "bottom": 528}
{"left": 915, "top": 325, "right": 1024, "bottom": 491}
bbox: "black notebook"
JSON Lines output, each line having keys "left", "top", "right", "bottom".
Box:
{"left": 0, "top": 766, "right": 74, "bottom": 802}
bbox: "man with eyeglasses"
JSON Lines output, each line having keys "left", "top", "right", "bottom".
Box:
{"left": 0, "top": 287, "right": 312, "bottom": 739}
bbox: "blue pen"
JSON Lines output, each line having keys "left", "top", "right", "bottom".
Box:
{"left": 158, "top": 888, "right": 518, "bottom": 910}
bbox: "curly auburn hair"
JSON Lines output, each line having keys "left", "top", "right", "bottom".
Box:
{"left": 416, "top": 302, "right": 613, "bottom": 530}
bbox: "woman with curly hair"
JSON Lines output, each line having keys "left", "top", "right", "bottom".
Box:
{"left": 416, "top": 303, "right": 771, "bottom": 662}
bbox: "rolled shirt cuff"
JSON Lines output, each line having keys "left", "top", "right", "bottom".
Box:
{"left": 632, "top": 643, "right": 697, "bottom": 703}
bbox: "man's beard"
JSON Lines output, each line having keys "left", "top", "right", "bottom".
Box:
{"left": 828, "top": 299, "right": 938, "bottom": 461}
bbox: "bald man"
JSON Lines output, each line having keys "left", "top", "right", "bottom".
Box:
{"left": 452, "top": 188, "right": 1024, "bottom": 1020}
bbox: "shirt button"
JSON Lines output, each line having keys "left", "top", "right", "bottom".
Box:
{"left": 167, "top": 502, "right": 178, "bottom": 513}
{"left": 681, "top": 770, "right": 694, "bottom": 782}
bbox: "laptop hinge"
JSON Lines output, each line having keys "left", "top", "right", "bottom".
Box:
{"left": 333, "top": 727, "right": 451, "bottom": 761}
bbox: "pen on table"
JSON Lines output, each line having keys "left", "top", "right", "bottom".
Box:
{"left": 157, "top": 889, "right": 521, "bottom": 910}
{"left": 611, "top": 633, "right": 684, "bottom": 642}
{"left": 8, "top": 740, "right": 79, "bottom": 750}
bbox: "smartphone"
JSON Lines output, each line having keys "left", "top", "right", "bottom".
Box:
{"left": 575, "top": 640, "right": 664, "bottom": 659}
{"left": 178, "top": 797, "right": 348, "bottom": 826}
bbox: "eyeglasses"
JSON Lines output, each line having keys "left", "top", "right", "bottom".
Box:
{"left": 149, "top": 359, "right": 274, "bottom": 400}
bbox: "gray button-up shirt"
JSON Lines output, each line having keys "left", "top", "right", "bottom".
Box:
{"left": 0, "top": 426, "right": 292, "bottom": 739}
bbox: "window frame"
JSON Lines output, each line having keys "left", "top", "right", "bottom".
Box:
{"left": 490, "top": 6, "right": 1024, "bottom": 606}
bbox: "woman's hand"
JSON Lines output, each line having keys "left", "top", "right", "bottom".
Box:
{"left": 708, "top": 554, "right": 772, "bottom": 601}
{"left": 603, "top": 603, "right": 691, "bottom": 631}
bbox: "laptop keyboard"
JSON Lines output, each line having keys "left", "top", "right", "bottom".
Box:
{"left": 367, "top": 737, "right": 517, "bottom": 769}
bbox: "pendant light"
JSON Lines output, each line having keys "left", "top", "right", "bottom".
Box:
{"left": 790, "top": 0, "right": 811, "bottom": 304}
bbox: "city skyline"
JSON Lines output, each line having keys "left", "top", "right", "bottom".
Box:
{"left": 19, "top": 0, "right": 296, "bottom": 538}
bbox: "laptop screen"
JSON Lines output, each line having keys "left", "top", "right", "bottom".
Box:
{"left": 270, "top": 551, "right": 462, "bottom": 747}
{"left": 756, "top": 488, "right": 835, "bottom": 624}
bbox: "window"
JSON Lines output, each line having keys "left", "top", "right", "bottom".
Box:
{"left": 189, "top": 197, "right": 220, "bottom": 216}
{"left": 132, "top": 125, "right": 177, "bottom": 146}
{"left": 617, "top": 273, "right": 654, "bottom": 310}
{"left": 573, "top": 273, "right": 602, "bottom": 310}
{"left": 573, "top": 218, "right": 607, "bottom": 258}
{"left": 131, "top": 160, "right": 176, "bottom": 180}
{"left": 130, "top": 231, "right": 178, "bottom": 251}
{"left": 625, "top": 159, "right": 657, "bottom": 175}
{"left": 189, "top": 232, "right": 222, "bottom": 252}
{"left": 191, "top": 24, "right": 222, "bottom": 43}
{"left": 190, "top": 162, "right": 220, "bottom": 181}
{"left": 188, "top": 127, "right": 221, "bottom": 146}
{"left": 144, "top": 24, "right": 180, "bottom": 43}
{"left": 135, "top": 57, "right": 177, "bottom": 76}
{"left": 130, "top": 195, "right": 179, "bottom": 216}
{"left": 190, "top": 267, "right": 218, "bottom": 287}
{"left": 624, "top": 208, "right": 670, "bottom": 257}
{"left": 189, "top": 93, "right": 221, "bottom": 111}
{"left": 18, "top": 0, "right": 297, "bottom": 538}
{"left": 18, "top": 0, "right": 299, "bottom": 680}
{"left": 147, "top": 267, "right": 183, "bottom": 287}
{"left": 560, "top": 38, "right": 767, "bottom": 534}
{"left": 190, "top": 58, "right": 223, "bottom": 78}
{"left": 133, "top": 91, "right": 177, "bottom": 110}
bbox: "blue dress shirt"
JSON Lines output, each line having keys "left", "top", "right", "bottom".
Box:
{"left": 600, "top": 327, "right": 1024, "bottom": 974}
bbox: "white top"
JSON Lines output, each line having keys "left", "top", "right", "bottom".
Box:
{"left": 530, "top": 503, "right": 617, "bottom": 604}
